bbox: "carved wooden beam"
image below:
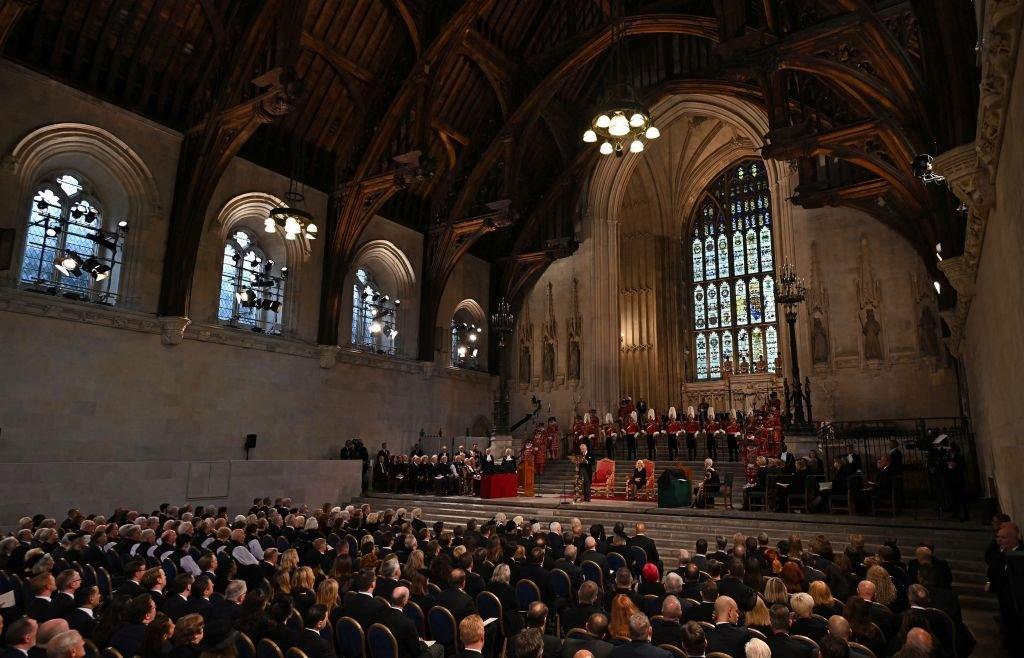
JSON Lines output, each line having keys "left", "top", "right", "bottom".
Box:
{"left": 462, "top": 28, "right": 517, "bottom": 118}
{"left": 416, "top": 201, "right": 514, "bottom": 360}
{"left": 157, "top": 3, "right": 305, "bottom": 319}
{"left": 385, "top": 0, "right": 421, "bottom": 58}
{"left": 299, "top": 31, "right": 370, "bottom": 109}
{"left": 0, "top": 0, "right": 35, "bottom": 48}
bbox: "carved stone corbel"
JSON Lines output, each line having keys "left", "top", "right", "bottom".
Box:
{"left": 318, "top": 344, "right": 340, "bottom": 369}
{"left": 159, "top": 316, "right": 191, "bottom": 346}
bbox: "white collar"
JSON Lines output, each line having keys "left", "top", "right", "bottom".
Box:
{"left": 77, "top": 607, "right": 95, "bottom": 617}
{"left": 36, "top": 595, "right": 52, "bottom": 602}
{"left": 359, "top": 590, "right": 374, "bottom": 597}
{"left": 305, "top": 628, "right": 321, "bottom": 634}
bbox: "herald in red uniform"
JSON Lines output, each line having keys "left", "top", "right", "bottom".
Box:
{"left": 704, "top": 406, "right": 721, "bottom": 461}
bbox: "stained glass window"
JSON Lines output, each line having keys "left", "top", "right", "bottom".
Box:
{"left": 218, "top": 228, "right": 285, "bottom": 334}
{"left": 687, "top": 159, "right": 778, "bottom": 380}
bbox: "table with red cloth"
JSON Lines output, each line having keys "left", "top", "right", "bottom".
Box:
{"left": 480, "top": 472, "right": 519, "bottom": 498}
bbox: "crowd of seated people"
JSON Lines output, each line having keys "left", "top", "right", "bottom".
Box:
{"left": 0, "top": 498, "right": 1003, "bottom": 658}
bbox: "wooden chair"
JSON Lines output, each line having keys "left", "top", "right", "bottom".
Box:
{"left": 629, "top": 545, "right": 648, "bottom": 574}
{"left": 96, "top": 566, "right": 113, "bottom": 599}
{"left": 236, "top": 632, "right": 256, "bottom": 658}
{"left": 276, "top": 536, "right": 290, "bottom": 552}
{"left": 366, "top": 624, "right": 398, "bottom": 658}
{"left": 699, "top": 621, "right": 714, "bottom": 631}
{"left": 626, "top": 460, "right": 656, "bottom": 500}
{"left": 335, "top": 616, "right": 365, "bottom": 658}
{"left": 830, "top": 474, "right": 863, "bottom": 514}
{"left": 285, "top": 649, "right": 309, "bottom": 658}
{"left": 850, "top": 641, "right": 877, "bottom": 658}
{"left": 475, "top": 591, "right": 507, "bottom": 657}
{"left": 515, "top": 579, "right": 541, "bottom": 611}
{"left": 924, "top": 607, "right": 958, "bottom": 657}
{"left": 748, "top": 628, "right": 767, "bottom": 640}
{"left": 708, "top": 653, "right": 732, "bottom": 658}
{"left": 256, "top": 640, "right": 284, "bottom": 658}
{"left": 659, "top": 645, "right": 686, "bottom": 657}
{"left": 565, "top": 629, "right": 595, "bottom": 639}
{"left": 83, "top": 640, "right": 100, "bottom": 658}
{"left": 871, "top": 476, "right": 901, "bottom": 516}
{"left": 792, "top": 635, "right": 820, "bottom": 651}
{"left": 642, "top": 594, "right": 661, "bottom": 616}
{"left": 593, "top": 458, "right": 616, "bottom": 498}
{"left": 606, "top": 552, "right": 627, "bottom": 573}
{"left": 580, "top": 561, "right": 603, "bottom": 588}
{"left": 161, "top": 558, "right": 178, "bottom": 580}
{"left": 745, "top": 482, "right": 768, "bottom": 511}
{"left": 403, "top": 600, "right": 426, "bottom": 638}
{"left": 427, "top": 606, "right": 459, "bottom": 656}
{"left": 427, "top": 582, "right": 442, "bottom": 596}
{"left": 101, "top": 648, "right": 123, "bottom": 658}
{"left": 549, "top": 569, "right": 572, "bottom": 602}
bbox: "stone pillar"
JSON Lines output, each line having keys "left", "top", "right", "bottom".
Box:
{"left": 588, "top": 217, "right": 620, "bottom": 415}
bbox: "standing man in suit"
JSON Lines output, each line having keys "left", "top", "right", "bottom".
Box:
{"left": 378, "top": 587, "right": 442, "bottom": 658}
{"left": 844, "top": 444, "right": 863, "bottom": 472}
{"left": 778, "top": 443, "right": 796, "bottom": 474}
{"left": 297, "top": 605, "right": 335, "bottom": 658}
{"left": 578, "top": 444, "right": 596, "bottom": 503}
{"left": 987, "top": 522, "right": 1023, "bottom": 654}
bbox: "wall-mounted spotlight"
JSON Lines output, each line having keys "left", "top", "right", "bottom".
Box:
{"left": 54, "top": 252, "right": 84, "bottom": 277}
{"left": 912, "top": 154, "right": 944, "bottom": 183}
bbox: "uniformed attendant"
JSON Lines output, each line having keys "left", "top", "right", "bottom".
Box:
{"left": 683, "top": 407, "right": 700, "bottom": 461}
{"left": 644, "top": 409, "right": 660, "bottom": 460}
{"left": 666, "top": 407, "right": 683, "bottom": 461}
{"left": 704, "top": 407, "right": 720, "bottom": 461}
{"left": 602, "top": 413, "right": 618, "bottom": 459}
{"left": 725, "top": 410, "right": 742, "bottom": 462}
{"left": 624, "top": 411, "right": 640, "bottom": 461}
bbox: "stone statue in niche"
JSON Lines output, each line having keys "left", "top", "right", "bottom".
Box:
{"left": 519, "top": 343, "right": 531, "bottom": 384}
{"left": 738, "top": 356, "right": 750, "bottom": 373}
{"left": 566, "top": 277, "right": 582, "bottom": 383}
{"left": 811, "top": 315, "right": 830, "bottom": 364}
{"left": 543, "top": 341, "right": 555, "bottom": 382}
{"left": 568, "top": 340, "right": 581, "bottom": 381}
{"left": 862, "top": 309, "right": 884, "bottom": 361}
{"left": 919, "top": 307, "right": 940, "bottom": 357}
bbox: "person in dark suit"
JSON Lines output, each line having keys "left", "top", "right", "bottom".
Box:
{"left": 209, "top": 580, "right": 245, "bottom": 624}
{"left": 578, "top": 444, "right": 596, "bottom": 502}
{"left": 778, "top": 444, "right": 796, "bottom": 474}
{"left": 110, "top": 594, "right": 157, "bottom": 658}
{"left": 116, "top": 560, "right": 147, "bottom": 599}
{"left": 559, "top": 581, "right": 604, "bottom": 633}
{"left": 790, "top": 593, "right": 828, "bottom": 643}
{"left": 377, "top": 587, "right": 440, "bottom": 658}
{"left": 26, "top": 573, "right": 57, "bottom": 622}
{"left": 580, "top": 537, "right": 610, "bottom": 581}
{"left": 689, "top": 581, "right": 718, "bottom": 623}
{"left": 608, "top": 612, "right": 671, "bottom": 657}
{"left": 296, "top": 605, "right": 335, "bottom": 658}
{"left": 650, "top": 597, "right": 684, "bottom": 648}
{"left": 484, "top": 563, "right": 524, "bottom": 635}
{"left": 51, "top": 570, "right": 80, "bottom": 619}
{"left": 459, "top": 614, "right": 487, "bottom": 658}
{"left": 766, "top": 604, "right": 815, "bottom": 658}
{"left": 859, "top": 455, "right": 894, "bottom": 510}
{"left": 1, "top": 617, "right": 38, "bottom": 658}
{"left": 513, "top": 602, "right": 560, "bottom": 658}
{"left": 435, "top": 569, "right": 476, "bottom": 623}
{"left": 64, "top": 586, "right": 100, "bottom": 641}
{"left": 264, "top": 596, "right": 301, "bottom": 653}
{"left": 626, "top": 523, "right": 660, "bottom": 570}
{"left": 520, "top": 547, "right": 552, "bottom": 602}
{"left": 186, "top": 576, "right": 215, "bottom": 619}
{"left": 161, "top": 574, "right": 194, "bottom": 621}
{"left": 554, "top": 546, "right": 584, "bottom": 592}
{"left": 561, "top": 613, "right": 614, "bottom": 658}
{"left": 718, "top": 560, "right": 756, "bottom": 612}
{"left": 680, "top": 621, "right": 708, "bottom": 658}
{"left": 705, "top": 596, "right": 750, "bottom": 658}
{"left": 341, "top": 569, "right": 387, "bottom": 632}
{"left": 374, "top": 559, "right": 401, "bottom": 603}
{"left": 887, "top": 440, "right": 904, "bottom": 475}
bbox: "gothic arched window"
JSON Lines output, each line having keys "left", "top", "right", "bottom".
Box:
{"left": 19, "top": 172, "right": 125, "bottom": 303}
{"left": 351, "top": 268, "right": 398, "bottom": 354}
{"left": 218, "top": 228, "right": 285, "bottom": 334}
{"left": 689, "top": 159, "right": 779, "bottom": 380}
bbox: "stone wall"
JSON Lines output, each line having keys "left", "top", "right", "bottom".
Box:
{"left": 0, "top": 61, "right": 495, "bottom": 463}
{"left": 0, "top": 459, "right": 364, "bottom": 531}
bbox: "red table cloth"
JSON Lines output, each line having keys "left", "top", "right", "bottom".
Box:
{"left": 480, "top": 472, "right": 519, "bottom": 498}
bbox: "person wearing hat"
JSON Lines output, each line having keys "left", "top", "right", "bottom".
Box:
{"left": 644, "top": 409, "right": 661, "bottom": 460}
{"left": 683, "top": 407, "right": 700, "bottom": 461}
{"left": 666, "top": 408, "right": 683, "bottom": 461}
{"left": 602, "top": 413, "right": 618, "bottom": 460}
{"left": 725, "top": 411, "right": 742, "bottom": 462}
{"left": 704, "top": 407, "right": 720, "bottom": 461}
{"left": 624, "top": 411, "right": 640, "bottom": 461}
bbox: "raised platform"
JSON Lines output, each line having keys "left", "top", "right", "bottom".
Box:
{"left": 356, "top": 491, "right": 1008, "bottom": 657}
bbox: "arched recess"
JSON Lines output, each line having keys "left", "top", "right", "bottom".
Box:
{"left": 3, "top": 123, "right": 161, "bottom": 309}
{"left": 449, "top": 298, "right": 487, "bottom": 368}
{"left": 212, "top": 192, "right": 309, "bottom": 335}
{"left": 347, "top": 239, "right": 418, "bottom": 356}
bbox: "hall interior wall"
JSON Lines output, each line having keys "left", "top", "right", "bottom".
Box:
{"left": 0, "top": 61, "right": 495, "bottom": 464}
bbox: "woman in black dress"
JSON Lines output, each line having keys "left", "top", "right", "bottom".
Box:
{"left": 628, "top": 460, "right": 648, "bottom": 500}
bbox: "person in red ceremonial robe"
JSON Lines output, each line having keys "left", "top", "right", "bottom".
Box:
{"left": 532, "top": 424, "right": 548, "bottom": 475}
{"left": 725, "top": 410, "right": 742, "bottom": 462}
{"left": 602, "top": 412, "right": 618, "bottom": 459}
{"left": 618, "top": 396, "right": 635, "bottom": 423}
{"left": 570, "top": 414, "right": 584, "bottom": 452}
{"left": 767, "top": 391, "right": 782, "bottom": 413}
{"left": 644, "top": 408, "right": 660, "bottom": 460}
{"left": 704, "top": 406, "right": 721, "bottom": 461}
{"left": 666, "top": 407, "right": 683, "bottom": 461}
{"left": 625, "top": 410, "right": 640, "bottom": 460}
{"left": 545, "top": 416, "right": 560, "bottom": 460}
{"left": 683, "top": 406, "right": 700, "bottom": 461}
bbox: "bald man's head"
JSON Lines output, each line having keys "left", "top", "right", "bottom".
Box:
{"left": 828, "top": 615, "right": 851, "bottom": 639}
{"left": 906, "top": 627, "right": 933, "bottom": 652}
{"left": 713, "top": 595, "right": 739, "bottom": 624}
{"left": 857, "top": 580, "right": 876, "bottom": 601}
{"left": 572, "top": 651, "right": 595, "bottom": 658}
{"left": 996, "top": 523, "right": 1021, "bottom": 551}
{"left": 662, "top": 595, "right": 682, "bottom": 620}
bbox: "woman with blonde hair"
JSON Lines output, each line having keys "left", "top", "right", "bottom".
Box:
{"left": 866, "top": 564, "right": 897, "bottom": 607}
{"left": 279, "top": 548, "right": 300, "bottom": 573}
{"left": 315, "top": 578, "right": 340, "bottom": 620}
{"left": 270, "top": 570, "right": 291, "bottom": 595}
{"left": 403, "top": 549, "right": 425, "bottom": 579}
{"left": 762, "top": 577, "right": 789, "bottom": 606}
{"left": 809, "top": 580, "right": 844, "bottom": 617}
{"left": 744, "top": 597, "right": 772, "bottom": 637}
{"left": 609, "top": 594, "right": 640, "bottom": 641}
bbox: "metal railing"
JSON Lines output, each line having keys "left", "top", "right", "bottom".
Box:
{"left": 817, "top": 416, "right": 978, "bottom": 512}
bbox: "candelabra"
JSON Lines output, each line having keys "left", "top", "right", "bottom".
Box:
{"left": 777, "top": 261, "right": 810, "bottom": 429}
{"left": 490, "top": 298, "right": 515, "bottom": 434}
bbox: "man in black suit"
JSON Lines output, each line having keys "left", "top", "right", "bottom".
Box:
{"left": 51, "top": 571, "right": 80, "bottom": 619}
{"left": 209, "top": 580, "right": 245, "bottom": 624}
{"left": 778, "top": 443, "right": 796, "bottom": 474}
{"left": 705, "top": 596, "right": 750, "bottom": 658}
{"left": 717, "top": 559, "right": 756, "bottom": 612}
{"left": 374, "top": 559, "right": 401, "bottom": 603}
{"left": 680, "top": 621, "right": 707, "bottom": 658}
{"left": 627, "top": 523, "right": 660, "bottom": 570}
{"left": 915, "top": 562, "right": 972, "bottom": 656}
{"left": 843, "top": 444, "right": 863, "bottom": 472}
{"left": 554, "top": 545, "right": 584, "bottom": 592}
{"left": 297, "top": 605, "right": 335, "bottom": 658}
{"left": 377, "top": 587, "right": 441, "bottom": 658}
{"left": 604, "top": 569, "right": 643, "bottom": 611}
{"left": 859, "top": 455, "right": 894, "bottom": 510}
{"left": 559, "top": 581, "right": 604, "bottom": 633}
{"left": 265, "top": 597, "right": 301, "bottom": 653}
{"left": 64, "top": 586, "right": 100, "bottom": 641}
{"left": 579, "top": 537, "right": 610, "bottom": 581}
{"left": 689, "top": 581, "right": 718, "bottom": 623}
{"left": 115, "top": 560, "right": 147, "bottom": 598}
{"left": 160, "top": 574, "right": 193, "bottom": 620}
{"left": 561, "top": 614, "right": 613, "bottom": 658}
{"left": 342, "top": 569, "right": 387, "bottom": 632}
{"left": 691, "top": 539, "right": 709, "bottom": 573}
{"left": 790, "top": 593, "right": 828, "bottom": 643}
{"left": 26, "top": 574, "right": 57, "bottom": 622}
{"left": 650, "top": 596, "right": 684, "bottom": 648}
{"left": 459, "top": 615, "right": 487, "bottom": 658}
{"left": 1, "top": 617, "right": 38, "bottom": 658}
{"left": 436, "top": 569, "right": 476, "bottom": 623}
{"left": 140, "top": 567, "right": 166, "bottom": 609}
{"left": 608, "top": 612, "right": 671, "bottom": 657}
{"left": 520, "top": 547, "right": 552, "bottom": 602}
{"left": 680, "top": 564, "right": 703, "bottom": 601}
{"left": 187, "top": 576, "right": 215, "bottom": 619}
{"left": 512, "top": 602, "right": 560, "bottom": 658}
{"left": 578, "top": 444, "right": 596, "bottom": 502}
{"left": 766, "top": 604, "right": 815, "bottom": 658}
